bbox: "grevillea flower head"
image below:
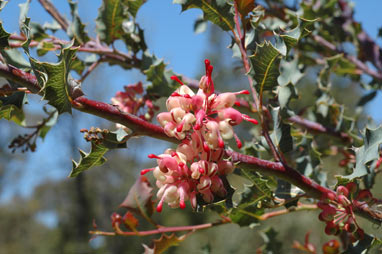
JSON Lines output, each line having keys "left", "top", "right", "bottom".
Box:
{"left": 142, "top": 60, "right": 258, "bottom": 212}
{"left": 111, "top": 82, "right": 158, "bottom": 121}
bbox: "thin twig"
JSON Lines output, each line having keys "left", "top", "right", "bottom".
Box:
{"left": 38, "top": 0, "right": 69, "bottom": 31}
{"left": 79, "top": 58, "right": 102, "bottom": 82}
{"left": 259, "top": 203, "right": 317, "bottom": 221}
{"left": 90, "top": 219, "right": 228, "bottom": 237}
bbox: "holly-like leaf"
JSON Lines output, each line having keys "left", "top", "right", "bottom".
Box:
{"left": 29, "top": 43, "right": 78, "bottom": 114}
{"left": 120, "top": 176, "right": 154, "bottom": 218}
{"left": 96, "top": 0, "right": 127, "bottom": 45}
{"left": 0, "top": 22, "right": 10, "bottom": 49}
{"left": 143, "top": 233, "right": 191, "bottom": 254}
{"left": 277, "top": 57, "right": 303, "bottom": 87}
{"left": 125, "top": 0, "right": 146, "bottom": 18}
{"left": 144, "top": 60, "right": 178, "bottom": 98}
{"left": 174, "top": 0, "right": 234, "bottom": 31}
{"left": 68, "top": 0, "right": 90, "bottom": 45}
{"left": 235, "top": 0, "right": 255, "bottom": 17}
{"left": 280, "top": 17, "right": 316, "bottom": 53}
{"left": 227, "top": 171, "right": 272, "bottom": 227}
{"left": 342, "top": 126, "right": 382, "bottom": 180}
{"left": 249, "top": 41, "right": 282, "bottom": 93}
{"left": 70, "top": 142, "right": 108, "bottom": 177}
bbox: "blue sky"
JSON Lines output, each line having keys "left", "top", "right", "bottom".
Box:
{"left": 0, "top": 0, "right": 381, "bottom": 202}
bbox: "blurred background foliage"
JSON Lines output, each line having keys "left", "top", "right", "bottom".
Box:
{"left": 0, "top": 0, "right": 382, "bottom": 253}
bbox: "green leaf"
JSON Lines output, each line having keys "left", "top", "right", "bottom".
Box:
{"left": 227, "top": 170, "right": 272, "bottom": 227}
{"left": 125, "top": 0, "right": 146, "bottom": 18}
{"left": 29, "top": 22, "right": 49, "bottom": 41}
{"left": 120, "top": 176, "right": 154, "bottom": 218}
{"left": 0, "top": 102, "right": 25, "bottom": 125}
{"left": 0, "top": 84, "right": 26, "bottom": 125}
{"left": 249, "top": 41, "right": 282, "bottom": 93}
{"left": 38, "top": 109, "right": 58, "bottom": 139}
{"left": 29, "top": 43, "right": 78, "bottom": 114}
{"left": 0, "top": 48, "right": 31, "bottom": 69}
{"left": 68, "top": 0, "right": 90, "bottom": 44}
{"left": 343, "top": 126, "right": 382, "bottom": 180}
{"left": 259, "top": 227, "right": 283, "bottom": 254}
{"left": 194, "top": 15, "right": 208, "bottom": 34}
{"left": 277, "top": 83, "right": 297, "bottom": 108}
{"left": 271, "top": 106, "right": 293, "bottom": 153}
{"left": 277, "top": 57, "right": 303, "bottom": 87}
{"left": 343, "top": 233, "right": 376, "bottom": 254}
{"left": 143, "top": 232, "right": 191, "bottom": 254}
{"left": 0, "top": 1, "right": 8, "bottom": 11}
{"left": 96, "top": 0, "right": 128, "bottom": 45}
{"left": 70, "top": 142, "right": 108, "bottom": 177}
{"left": 0, "top": 22, "right": 10, "bottom": 49}
{"left": 357, "top": 91, "right": 377, "bottom": 107}
{"left": 36, "top": 41, "right": 56, "bottom": 56}
{"left": 280, "top": 17, "right": 316, "bottom": 53}
{"left": 102, "top": 128, "right": 129, "bottom": 149}
{"left": 144, "top": 60, "right": 178, "bottom": 98}
{"left": 174, "top": 0, "right": 235, "bottom": 31}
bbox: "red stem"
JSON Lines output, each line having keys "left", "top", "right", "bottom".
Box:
{"left": 0, "top": 60, "right": 381, "bottom": 225}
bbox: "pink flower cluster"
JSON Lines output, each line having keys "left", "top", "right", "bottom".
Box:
{"left": 111, "top": 82, "right": 158, "bottom": 121}
{"left": 142, "top": 60, "right": 258, "bottom": 212}
{"left": 318, "top": 183, "right": 375, "bottom": 241}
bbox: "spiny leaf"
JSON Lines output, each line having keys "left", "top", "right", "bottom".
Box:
{"left": 249, "top": 41, "right": 282, "bottom": 93}
{"left": 174, "top": 0, "right": 234, "bottom": 31}
{"left": 120, "top": 176, "right": 154, "bottom": 219}
{"left": 227, "top": 172, "right": 272, "bottom": 227}
{"left": 143, "top": 233, "right": 191, "bottom": 254}
{"left": 280, "top": 17, "right": 316, "bottom": 53}
{"left": 342, "top": 126, "right": 382, "bottom": 180}
{"left": 70, "top": 142, "right": 108, "bottom": 177}
{"left": 277, "top": 57, "right": 303, "bottom": 87}
{"left": 0, "top": 22, "right": 10, "bottom": 49}
{"left": 96, "top": 0, "right": 127, "bottom": 45}
{"left": 68, "top": 0, "right": 90, "bottom": 44}
{"left": 144, "top": 60, "right": 178, "bottom": 98}
{"left": 29, "top": 43, "right": 78, "bottom": 114}
{"left": 125, "top": 0, "right": 146, "bottom": 18}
